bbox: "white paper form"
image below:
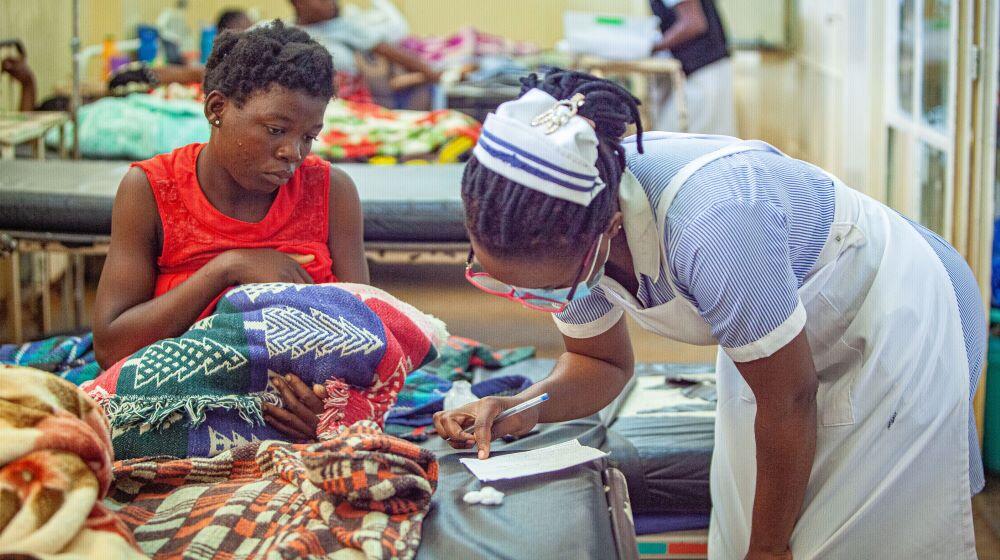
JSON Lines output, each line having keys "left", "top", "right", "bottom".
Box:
{"left": 459, "top": 439, "right": 607, "bottom": 482}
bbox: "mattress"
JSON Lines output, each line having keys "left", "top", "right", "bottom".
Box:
{"left": 414, "top": 358, "right": 632, "bottom": 560}
{"left": 0, "top": 160, "right": 468, "bottom": 243}
{"left": 608, "top": 363, "right": 716, "bottom": 517}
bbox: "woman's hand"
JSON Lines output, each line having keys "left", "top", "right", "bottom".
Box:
{"left": 434, "top": 395, "right": 540, "bottom": 459}
{"left": 215, "top": 249, "right": 315, "bottom": 285}
{"left": 263, "top": 374, "right": 327, "bottom": 441}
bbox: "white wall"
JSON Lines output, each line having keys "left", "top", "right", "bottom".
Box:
{"left": 732, "top": 0, "right": 884, "bottom": 199}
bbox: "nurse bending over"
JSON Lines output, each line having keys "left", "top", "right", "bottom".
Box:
{"left": 434, "top": 68, "right": 985, "bottom": 560}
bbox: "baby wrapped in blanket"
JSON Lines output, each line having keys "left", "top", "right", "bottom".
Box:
{"left": 82, "top": 283, "right": 448, "bottom": 459}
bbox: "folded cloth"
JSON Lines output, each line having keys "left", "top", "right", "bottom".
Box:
{"left": 387, "top": 374, "right": 533, "bottom": 427}
{"left": 0, "top": 332, "right": 100, "bottom": 385}
{"left": 389, "top": 370, "right": 453, "bottom": 419}
{"left": 108, "top": 420, "right": 437, "bottom": 560}
{"left": 419, "top": 336, "right": 535, "bottom": 381}
{"left": 83, "top": 283, "right": 448, "bottom": 459}
{"left": 0, "top": 365, "right": 145, "bottom": 559}
{"left": 386, "top": 337, "right": 535, "bottom": 427}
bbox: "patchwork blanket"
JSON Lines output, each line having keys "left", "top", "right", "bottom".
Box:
{"left": 109, "top": 420, "right": 438, "bottom": 560}
{"left": 313, "top": 99, "right": 481, "bottom": 161}
{"left": 0, "top": 365, "right": 144, "bottom": 559}
{"left": 83, "top": 283, "right": 448, "bottom": 459}
{"left": 0, "top": 332, "right": 100, "bottom": 385}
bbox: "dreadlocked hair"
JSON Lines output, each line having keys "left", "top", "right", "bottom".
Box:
{"left": 203, "top": 20, "right": 334, "bottom": 106}
{"left": 462, "top": 68, "right": 644, "bottom": 259}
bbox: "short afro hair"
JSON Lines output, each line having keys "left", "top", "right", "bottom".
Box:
{"left": 203, "top": 20, "right": 335, "bottom": 106}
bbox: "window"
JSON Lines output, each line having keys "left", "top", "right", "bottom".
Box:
{"left": 884, "top": 0, "right": 957, "bottom": 237}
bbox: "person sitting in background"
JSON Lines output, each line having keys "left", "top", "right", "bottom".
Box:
{"left": 649, "top": 0, "right": 735, "bottom": 136}
{"left": 289, "top": 0, "right": 443, "bottom": 104}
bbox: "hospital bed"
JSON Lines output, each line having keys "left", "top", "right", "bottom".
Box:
{"left": 0, "top": 160, "right": 468, "bottom": 341}
{"left": 611, "top": 363, "right": 714, "bottom": 559}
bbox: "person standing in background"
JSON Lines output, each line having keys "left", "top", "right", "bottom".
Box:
{"left": 649, "top": 0, "right": 735, "bottom": 136}
{"left": 289, "top": 0, "right": 443, "bottom": 104}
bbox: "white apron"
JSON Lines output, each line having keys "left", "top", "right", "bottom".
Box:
{"left": 603, "top": 143, "right": 977, "bottom": 559}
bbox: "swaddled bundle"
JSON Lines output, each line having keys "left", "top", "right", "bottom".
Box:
{"left": 83, "top": 283, "right": 448, "bottom": 459}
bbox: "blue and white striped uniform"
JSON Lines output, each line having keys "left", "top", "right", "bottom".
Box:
{"left": 554, "top": 132, "right": 985, "bottom": 493}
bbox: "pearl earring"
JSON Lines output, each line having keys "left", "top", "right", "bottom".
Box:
{"left": 213, "top": 118, "right": 221, "bottom": 126}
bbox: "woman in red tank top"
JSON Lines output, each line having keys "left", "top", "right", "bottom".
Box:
{"left": 93, "top": 23, "right": 369, "bottom": 374}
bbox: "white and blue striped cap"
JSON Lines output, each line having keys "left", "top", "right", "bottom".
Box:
{"left": 473, "top": 88, "right": 605, "bottom": 207}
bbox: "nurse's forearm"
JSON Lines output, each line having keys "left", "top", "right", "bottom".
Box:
{"left": 521, "top": 352, "right": 631, "bottom": 423}
{"left": 747, "top": 393, "right": 817, "bottom": 556}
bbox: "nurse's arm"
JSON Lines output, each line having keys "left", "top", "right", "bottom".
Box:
{"left": 533, "top": 316, "right": 635, "bottom": 423}
{"left": 737, "top": 330, "right": 818, "bottom": 559}
{"left": 433, "top": 317, "right": 634, "bottom": 455}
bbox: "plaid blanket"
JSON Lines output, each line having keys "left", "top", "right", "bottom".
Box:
{"left": 0, "top": 332, "right": 100, "bottom": 385}
{"left": 314, "top": 99, "right": 481, "bottom": 161}
{"left": 83, "top": 283, "right": 448, "bottom": 459}
{"left": 0, "top": 365, "right": 144, "bottom": 559}
{"left": 108, "top": 420, "right": 437, "bottom": 560}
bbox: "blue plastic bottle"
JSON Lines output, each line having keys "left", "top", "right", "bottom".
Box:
{"left": 200, "top": 26, "right": 216, "bottom": 64}
{"left": 137, "top": 25, "right": 159, "bottom": 63}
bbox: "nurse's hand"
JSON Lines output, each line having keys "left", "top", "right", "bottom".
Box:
{"left": 434, "top": 396, "right": 540, "bottom": 459}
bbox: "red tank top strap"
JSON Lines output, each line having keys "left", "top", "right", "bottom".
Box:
{"left": 293, "top": 155, "right": 332, "bottom": 244}
{"left": 131, "top": 143, "right": 217, "bottom": 266}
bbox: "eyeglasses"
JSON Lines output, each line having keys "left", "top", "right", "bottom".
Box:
{"left": 464, "top": 236, "right": 602, "bottom": 313}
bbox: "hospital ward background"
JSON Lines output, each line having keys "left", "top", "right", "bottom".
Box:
{"left": 0, "top": 0, "right": 999, "bottom": 558}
